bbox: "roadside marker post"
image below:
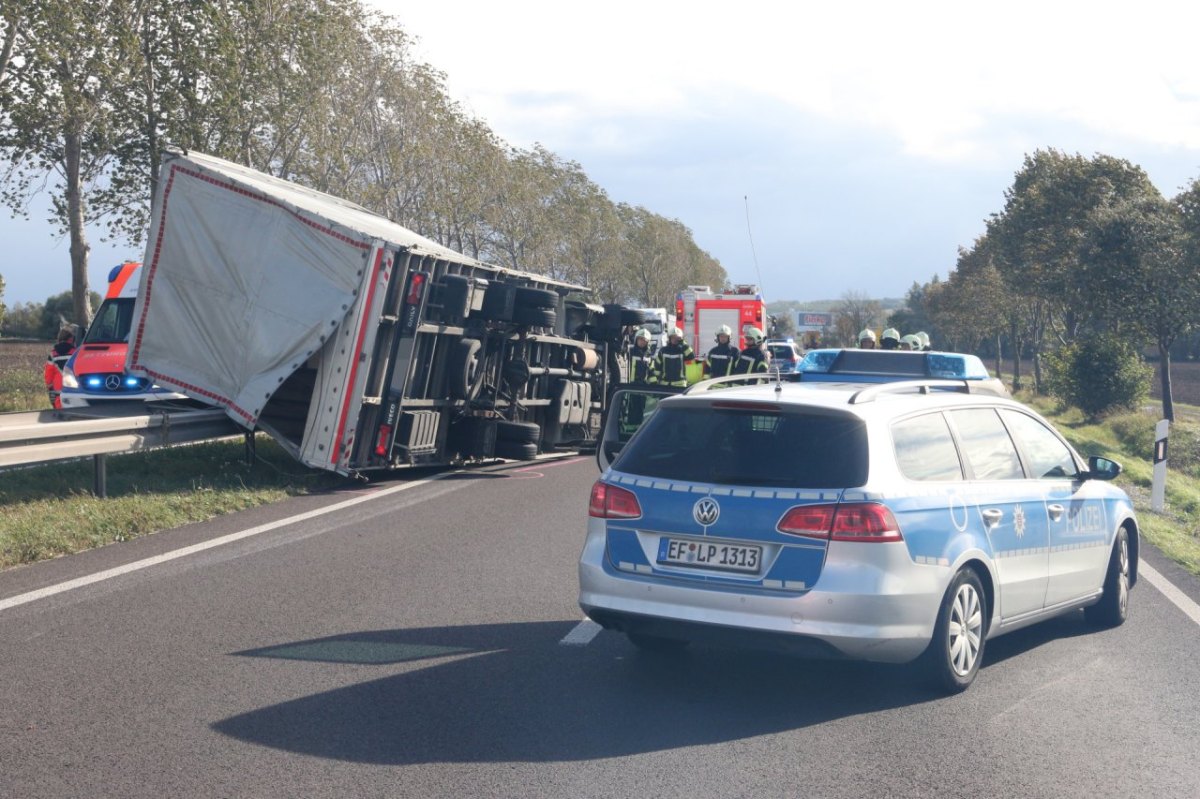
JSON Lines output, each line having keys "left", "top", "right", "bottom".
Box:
{"left": 1151, "top": 419, "right": 1169, "bottom": 513}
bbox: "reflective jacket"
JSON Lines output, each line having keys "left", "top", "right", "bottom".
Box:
{"left": 655, "top": 341, "right": 695, "bottom": 387}
{"left": 627, "top": 344, "right": 657, "bottom": 384}
{"left": 731, "top": 345, "right": 769, "bottom": 376}
{"left": 704, "top": 343, "right": 740, "bottom": 378}
{"left": 44, "top": 342, "right": 75, "bottom": 409}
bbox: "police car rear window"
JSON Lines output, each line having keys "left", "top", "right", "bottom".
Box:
{"left": 614, "top": 406, "right": 868, "bottom": 488}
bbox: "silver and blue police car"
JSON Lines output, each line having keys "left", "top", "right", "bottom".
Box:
{"left": 580, "top": 349, "right": 1137, "bottom": 692}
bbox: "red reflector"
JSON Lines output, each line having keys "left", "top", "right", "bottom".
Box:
{"left": 831, "top": 503, "right": 903, "bottom": 542}
{"left": 375, "top": 424, "right": 393, "bottom": 457}
{"left": 777, "top": 504, "right": 835, "bottom": 539}
{"left": 406, "top": 273, "right": 425, "bottom": 305}
{"left": 588, "top": 481, "right": 642, "bottom": 519}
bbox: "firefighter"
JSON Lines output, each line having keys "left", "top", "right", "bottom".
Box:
{"left": 655, "top": 326, "right": 695, "bottom": 387}
{"left": 917, "top": 331, "right": 932, "bottom": 351}
{"left": 880, "top": 327, "right": 901, "bottom": 350}
{"left": 626, "top": 328, "right": 657, "bottom": 384}
{"left": 44, "top": 326, "right": 77, "bottom": 409}
{"left": 858, "top": 328, "right": 877, "bottom": 349}
{"left": 731, "top": 326, "right": 770, "bottom": 375}
{"left": 704, "top": 324, "right": 740, "bottom": 378}
{"left": 900, "top": 334, "right": 922, "bottom": 351}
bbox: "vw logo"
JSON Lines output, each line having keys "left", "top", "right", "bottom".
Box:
{"left": 693, "top": 497, "right": 720, "bottom": 527}
{"left": 105, "top": 374, "right": 122, "bottom": 391}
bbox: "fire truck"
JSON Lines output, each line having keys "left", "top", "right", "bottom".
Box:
{"left": 674, "top": 284, "right": 766, "bottom": 353}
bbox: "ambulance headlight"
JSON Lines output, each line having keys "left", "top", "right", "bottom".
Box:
{"left": 62, "top": 366, "right": 79, "bottom": 389}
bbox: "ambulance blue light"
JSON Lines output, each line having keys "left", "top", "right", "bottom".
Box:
{"left": 125, "top": 376, "right": 141, "bottom": 388}
{"left": 107, "top": 264, "right": 124, "bottom": 283}
{"left": 86, "top": 376, "right": 104, "bottom": 389}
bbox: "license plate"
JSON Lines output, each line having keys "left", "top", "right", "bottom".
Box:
{"left": 657, "top": 537, "right": 762, "bottom": 574}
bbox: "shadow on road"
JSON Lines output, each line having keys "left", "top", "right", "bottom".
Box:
{"left": 213, "top": 620, "right": 972, "bottom": 764}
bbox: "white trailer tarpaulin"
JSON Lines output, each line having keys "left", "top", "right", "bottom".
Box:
{"left": 127, "top": 151, "right": 467, "bottom": 427}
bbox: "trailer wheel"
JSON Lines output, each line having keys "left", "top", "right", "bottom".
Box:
{"left": 496, "top": 420, "right": 540, "bottom": 444}
{"left": 448, "top": 338, "right": 483, "bottom": 400}
{"left": 494, "top": 440, "right": 538, "bottom": 461}
{"left": 514, "top": 286, "right": 559, "bottom": 310}
{"left": 513, "top": 306, "right": 557, "bottom": 328}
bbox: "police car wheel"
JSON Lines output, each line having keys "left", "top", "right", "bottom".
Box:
{"left": 924, "top": 568, "right": 987, "bottom": 694}
{"left": 1084, "top": 527, "right": 1130, "bottom": 628}
{"left": 627, "top": 632, "right": 690, "bottom": 654}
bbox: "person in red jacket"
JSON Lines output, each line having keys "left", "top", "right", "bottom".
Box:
{"left": 43, "top": 326, "right": 77, "bottom": 409}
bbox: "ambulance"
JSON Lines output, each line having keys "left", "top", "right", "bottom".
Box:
{"left": 59, "top": 262, "right": 188, "bottom": 407}
{"left": 675, "top": 284, "right": 766, "bottom": 354}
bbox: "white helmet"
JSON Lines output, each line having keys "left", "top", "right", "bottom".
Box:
{"left": 745, "top": 326, "right": 765, "bottom": 345}
{"left": 900, "top": 334, "right": 921, "bottom": 350}
{"left": 634, "top": 328, "right": 651, "bottom": 342}
{"left": 858, "top": 328, "right": 876, "bottom": 343}
{"left": 715, "top": 324, "right": 732, "bottom": 342}
{"left": 670, "top": 327, "right": 683, "bottom": 339}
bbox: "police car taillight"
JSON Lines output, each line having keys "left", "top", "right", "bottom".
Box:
{"left": 588, "top": 481, "right": 642, "bottom": 519}
{"left": 777, "top": 502, "right": 902, "bottom": 542}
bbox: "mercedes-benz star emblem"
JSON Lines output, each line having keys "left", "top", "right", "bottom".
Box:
{"left": 105, "top": 374, "right": 122, "bottom": 391}
{"left": 693, "top": 497, "right": 720, "bottom": 527}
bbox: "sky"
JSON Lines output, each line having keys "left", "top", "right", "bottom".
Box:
{"left": 4, "top": 0, "right": 1200, "bottom": 308}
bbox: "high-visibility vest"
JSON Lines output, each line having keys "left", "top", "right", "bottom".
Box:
{"left": 731, "top": 346, "right": 768, "bottom": 375}
{"left": 656, "top": 343, "right": 694, "bottom": 386}
{"left": 627, "top": 345, "right": 656, "bottom": 383}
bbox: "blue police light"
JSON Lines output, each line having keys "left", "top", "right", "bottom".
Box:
{"left": 798, "top": 350, "right": 838, "bottom": 373}
{"left": 85, "top": 376, "right": 104, "bottom": 389}
{"left": 927, "top": 354, "right": 988, "bottom": 380}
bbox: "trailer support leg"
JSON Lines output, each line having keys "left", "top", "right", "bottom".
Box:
{"left": 244, "top": 431, "right": 256, "bottom": 466}
{"left": 93, "top": 454, "right": 108, "bottom": 498}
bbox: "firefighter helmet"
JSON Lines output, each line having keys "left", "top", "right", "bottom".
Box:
{"left": 900, "top": 334, "right": 921, "bottom": 350}
{"left": 715, "top": 324, "right": 732, "bottom": 342}
{"left": 634, "top": 328, "right": 651, "bottom": 343}
{"left": 745, "top": 326, "right": 765, "bottom": 345}
{"left": 671, "top": 327, "right": 683, "bottom": 339}
{"left": 858, "top": 328, "right": 876, "bottom": 343}
{"left": 881, "top": 328, "right": 900, "bottom": 342}
{"left": 917, "top": 331, "right": 930, "bottom": 350}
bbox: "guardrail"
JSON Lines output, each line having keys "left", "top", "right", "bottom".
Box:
{"left": 0, "top": 404, "right": 243, "bottom": 496}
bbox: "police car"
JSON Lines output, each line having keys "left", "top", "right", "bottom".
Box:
{"left": 581, "top": 349, "right": 1137, "bottom": 693}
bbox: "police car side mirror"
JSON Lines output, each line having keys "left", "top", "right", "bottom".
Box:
{"left": 1084, "top": 455, "right": 1122, "bottom": 481}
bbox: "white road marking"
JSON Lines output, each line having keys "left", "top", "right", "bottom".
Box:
{"left": 0, "top": 472, "right": 452, "bottom": 614}
{"left": 1141, "top": 561, "right": 1200, "bottom": 627}
{"left": 559, "top": 619, "right": 603, "bottom": 646}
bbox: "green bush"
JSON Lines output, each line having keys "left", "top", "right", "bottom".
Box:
{"left": 1043, "top": 335, "right": 1152, "bottom": 420}
{"left": 1107, "top": 411, "right": 1156, "bottom": 456}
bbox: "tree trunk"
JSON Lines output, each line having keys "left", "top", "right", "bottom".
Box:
{"left": 65, "top": 131, "right": 93, "bottom": 328}
{"left": 1010, "top": 320, "right": 1022, "bottom": 392}
{"left": 1159, "top": 339, "right": 1175, "bottom": 423}
{"left": 993, "top": 333, "right": 1002, "bottom": 378}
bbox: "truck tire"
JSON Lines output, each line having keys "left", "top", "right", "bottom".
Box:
{"left": 494, "top": 440, "right": 538, "bottom": 460}
{"left": 496, "top": 420, "right": 540, "bottom": 444}
{"left": 448, "top": 338, "right": 483, "bottom": 400}
{"left": 513, "top": 306, "right": 556, "bottom": 328}
{"left": 514, "top": 286, "right": 559, "bottom": 310}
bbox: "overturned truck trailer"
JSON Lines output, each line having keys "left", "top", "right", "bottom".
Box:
{"left": 128, "top": 150, "right": 631, "bottom": 476}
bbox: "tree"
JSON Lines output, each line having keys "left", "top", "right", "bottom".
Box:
{"left": 989, "top": 150, "right": 1160, "bottom": 392}
{"left": 1, "top": 0, "right": 141, "bottom": 328}
{"left": 831, "top": 290, "right": 882, "bottom": 346}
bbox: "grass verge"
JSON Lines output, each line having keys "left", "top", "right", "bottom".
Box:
{"left": 0, "top": 436, "right": 346, "bottom": 570}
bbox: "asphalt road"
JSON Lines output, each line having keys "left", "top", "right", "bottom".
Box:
{"left": 2, "top": 456, "right": 1200, "bottom": 799}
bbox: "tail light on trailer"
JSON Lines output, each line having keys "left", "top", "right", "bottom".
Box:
{"left": 375, "top": 424, "right": 393, "bottom": 457}
{"left": 777, "top": 502, "right": 902, "bottom": 542}
{"left": 588, "top": 481, "right": 643, "bottom": 520}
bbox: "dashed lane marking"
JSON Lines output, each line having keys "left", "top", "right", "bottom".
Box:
{"left": 559, "top": 619, "right": 603, "bottom": 646}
